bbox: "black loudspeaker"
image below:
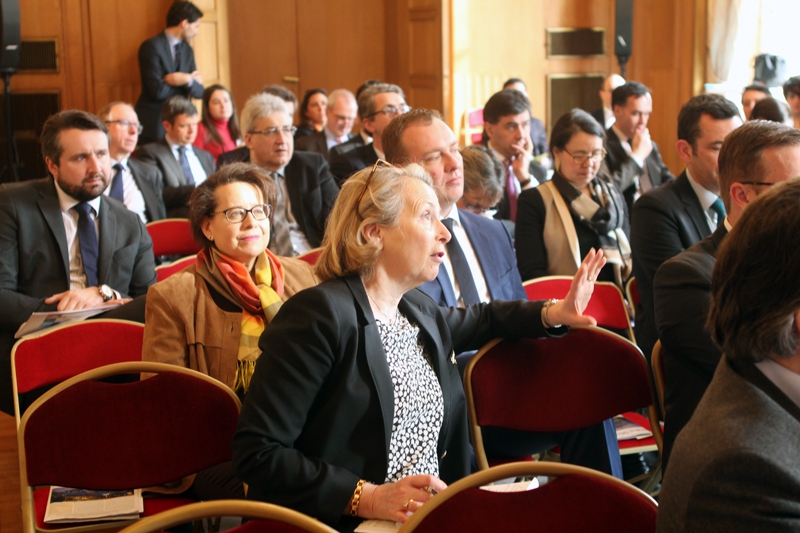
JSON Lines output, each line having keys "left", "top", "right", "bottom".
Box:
{"left": 0, "top": 0, "right": 20, "bottom": 73}
{"left": 615, "top": 0, "right": 633, "bottom": 57}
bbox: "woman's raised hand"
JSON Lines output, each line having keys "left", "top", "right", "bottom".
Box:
{"left": 546, "top": 248, "right": 606, "bottom": 327}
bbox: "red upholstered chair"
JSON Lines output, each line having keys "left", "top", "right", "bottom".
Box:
{"left": 155, "top": 254, "right": 196, "bottom": 282}
{"left": 463, "top": 326, "right": 663, "bottom": 472}
{"left": 399, "top": 462, "right": 657, "bottom": 533}
{"left": 118, "top": 500, "right": 337, "bottom": 533}
{"left": 17, "top": 362, "right": 242, "bottom": 533}
{"left": 523, "top": 276, "right": 636, "bottom": 343}
{"left": 462, "top": 107, "right": 485, "bottom": 146}
{"left": 626, "top": 276, "right": 639, "bottom": 319}
{"left": 297, "top": 248, "right": 322, "bottom": 266}
{"left": 11, "top": 319, "right": 145, "bottom": 425}
{"left": 146, "top": 218, "right": 200, "bottom": 258}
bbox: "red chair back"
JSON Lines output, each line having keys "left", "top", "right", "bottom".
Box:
{"left": 297, "top": 248, "right": 322, "bottom": 266}
{"left": 626, "top": 276, "right": 639, "bottom": 312}
{"left": 155, "top": 255, "right": 197, "bottom": 282}
{"left": 146, "top": 218, "right": 199, "bottom": 257}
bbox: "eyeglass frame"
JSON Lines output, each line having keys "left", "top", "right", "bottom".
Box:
{"left": 210, "top": 204, "right": 273, "bottom": 223}
{"left": 364, "top": 104, "right": 412, "bottom": 119}
{"left": 739, "top": 181, "right": 776, "bottom": 187}
{"left": 105, "top": 120, "right": 144, "bottom": 134}
{"left": 561, "top": 148, "right": 608, "bottom": 165}
{"left": 248, "top": 126, "right": 298, "bottom": 138}
{"left": 356, "top": 159, "right": 393, "bottom": 218}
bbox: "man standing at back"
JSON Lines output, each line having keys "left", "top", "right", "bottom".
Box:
{"left": 591, "top": 74, "right": 625, "bottom": 129}
{"left": 135, "top": 1, "right": 204, "bottom": 145}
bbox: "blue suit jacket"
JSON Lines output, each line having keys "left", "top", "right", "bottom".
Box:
{"left": 419, "top": 208, "right": 527, "bottom": 307}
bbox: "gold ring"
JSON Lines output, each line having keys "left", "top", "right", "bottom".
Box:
{"left": 587, "top": 276, "right": 594, "bottom": 282}
{"left": 403, "top": 499, "right": 414, "bottom": 511}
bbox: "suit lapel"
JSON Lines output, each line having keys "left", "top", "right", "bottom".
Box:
{"left": 458, "top": 210, "right": 497, "bottom": 299}
{"left": 159, "top": 141, "right": 186, "bottom": 185}
{"left": 128, "top": 160, "right": 157, "bottom": 222}
{"left": 677, "top": 172, "right": 712, "bottom": 239}
{"left": 730, "top": 358, "right": 800, "bottom": 425}
{"left": 97, "top": 197, "right": 116, "bottom": 285}
{"left": 36, "top": 180, "right": 70, "bottom": 280}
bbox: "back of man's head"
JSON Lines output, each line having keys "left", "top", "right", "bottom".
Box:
{"left": 356, "top": 79, "right": 383, "bottom": 101}
{"left": 261, "top": 85, "right": 297, "bottom": 107}
{"left": 166, "top": 1, "right": 203, "bottom": 27}
{"left": 382, "top": 108, "right": 441, "bottom": 165}
{"left": 677, "top": 93, "right": 740, "bottom": 148}
{"left": 161, "top": 95, "right": 198, "bottom": 124}
{"left": 357, "top": 83, "right": 405, "bottom": 120}
{"left": 240, "top": 93, "right": 289, "bottom": 134}
{"left": 611, "top": 81, "right": 650, "bottom": 110}
{"left": 41, "top": 110, "right": 107, "bottom": 166}
{"left": 483, "top": 89, "right": 531, "bottom": 124}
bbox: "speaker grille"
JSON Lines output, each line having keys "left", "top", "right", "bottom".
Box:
{"left": 0, "top": 91, "right": 60, "bottom": 182}
{"left": 18, "top": 40, "right": 58, "bottom": 72}
{"left": 547, "top": 28, "right": 605, "bottom": 58}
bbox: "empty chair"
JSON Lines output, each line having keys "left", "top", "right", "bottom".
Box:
{"left": 154, "top": 254, "right": 197, "bottom": 282}
{"left": 296, "top": 248, "right": 323, "bottom": 266}
{"left": 146, "top": 218, "right": 200, "bottom": 257}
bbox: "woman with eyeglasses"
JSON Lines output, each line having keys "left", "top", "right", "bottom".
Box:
{"left": 194, "top": 84, "right": 243, "bottom": 163}
{"left": 516, "top": 109, "right": 631, "bottom": 288}
{"left": 232, "top": 161, "right": 606, "bottom": 531}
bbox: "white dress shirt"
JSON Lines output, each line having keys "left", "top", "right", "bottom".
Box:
{"left": 167, "top": 140, "right": 208, "bottom": 185}
{"left": 104, "top": 157, "right": 147, "bottom": 223}
{"left": 440, "top": 208, "right": 491, "bottom": 307}
{"left": 685, "top": 168, "right": 721, "bottom": 232}
{"left": 55, "top": 181, "right": 101, "bottom": 290}
{"left": 275, "top": 168, "right": 312, "bottom": 255}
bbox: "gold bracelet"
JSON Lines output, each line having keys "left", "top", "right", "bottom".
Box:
{"left": 350, "top": 479, "right": 366, "bottom": 516}
{"left": 541, "top": 298, "right": 561, "bottom": 329}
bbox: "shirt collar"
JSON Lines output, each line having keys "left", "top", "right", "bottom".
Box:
{"left": 685, "top": 168, "right": 719, "bottom": 211}
{"left": 165, "top": 31, "right": 180, "bottom": 48}
{"left": 373, "top": 144, "right": 385, "bottom": 160}
{"left": 324, "top": 128, "right": 346, "bottom": 145}
{"left": 755, "top": 357, "right": 800, "bottom": 411}
{"left": 487, "top": 142, "right": 509, "bottom": 165}
{"left": 444, "top": 207, "right": 462, "bottom": 227}
{"left": 111, "top": 156, "right": 129, "bottom": 170}
{"left": 54, "top": 179, "right": 103, "bottom": 215}
{"left": 167, "top": 139, "right": 194, "bottom": 154}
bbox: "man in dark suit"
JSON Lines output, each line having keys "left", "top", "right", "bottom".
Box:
{"left": 135, "top": 1, "right": 204, "bottom": 145}
{"left": 382, "top": 108, "right": 623, "bottom": 479}
{"left": 500, "top": 78, "right": 549, "bottom": 157}
{"left": 657, "top": 178, "right": 800, "bottom": 532}
{"left": 97, "top": 102, "right": 165, "bottom": 222}
{"left": 329, "top": 83, "right": 409, "bottom": 185}
{"left": 603, "top": 81, "right": 675, "bottom": 212}
{"left": 590, "top": 73, "right": 625, "bottom": 129}
{"left": 238, "top": 93, "right": 338, "bottom": 256}
{"left": 0, "top": 111, "right": 157, "bottom": 415}
{"left": 653, "top": 121, "right": 800, "bottom": 469}
{"left": 295, "top": 89, "right": 358, "bottom": 161}
{"left": 631, "top": 93, "right": 741, "bottom": 362}
{"left": 135, "top": 96, "right": 214, "bottom": 218}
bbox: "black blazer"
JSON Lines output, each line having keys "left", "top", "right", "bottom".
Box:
{"left": 128, "top": 158, "right": 167, "bottom": 222}
{"left": 0, "top": 178, "right": 157, "bottom": 414}
{"left": 216, "top": 145, "right": 250, "bottom": 168}
{"left": 654, "top": 224, "right": 727, "bottom": 469}
{"left": 232, "top": 275, "right": 550, "bottom": 530}
{"left": 630, "top": 171, "right": 712, "bottom": 361}
{"left": 603, "top": 127, "right": 675, "bottom": 212}
{"left": 134, "top": 140, "right": 215, "bottom": 218}
{"left": 329, "top": 142, "right": 379, "bottom": 186}
{"left": 134, "top": 32, "right": 204, "bottom": 144}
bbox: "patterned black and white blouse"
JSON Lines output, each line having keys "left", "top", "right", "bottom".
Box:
{"left": 377, "top": 312, "right": 444, "bottom": 483}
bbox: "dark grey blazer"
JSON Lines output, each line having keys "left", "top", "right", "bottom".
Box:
{"left": 128, "top": 158, "right": 166, "bottom": 222}
{"left": 0, "top": 178, "right": 157, "bottom": 414}
{"left": 658, "top": 356, "right": 800, "bottom": 532}
{"left": 328, "top": 142, "right": 379, "bottom": 186}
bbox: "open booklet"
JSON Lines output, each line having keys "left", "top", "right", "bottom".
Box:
{"left": 614, "top": 414, "right": 654, "bottom": 441}
{"left": 354, "top": 480, "right": 538, "bottom": 532}
{"left": 44, "top": 487, "right": 143, "bottom": 524}
{"left": 15, "top": 304, "right": 120, "bottom": 339}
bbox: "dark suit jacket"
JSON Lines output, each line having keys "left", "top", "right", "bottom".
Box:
{"left": 491, "top": 161, "right": 547, "bottom": 223}
{"left": 134, "top": 140, "right": 215, "bottom": 218}
{"left": 134, "top": 32, "right": 204, "bottom": 144}
{"left": 216, "top": 145, "right": 250, "bottom": 168}
{"left": 419, "top": 209, "right": 527, "bottom": 307}
{"left": 657, "top": 356, "right": 800, "bottom": 532}
{"left": 127, "top": 158, "right": 166, "bottom": 222}
{"left": 590, "top": 108, "right": 607, "bottom": 129}
{"left": 631, "top": 171, "right": 712, "bottom": 363}
{"left": 329, "top": 135, "right": 367, "bottom": 158}
{"left": 294, "top": 131, "right": 356, "bottom": 162}
{"left": 329, "top": 142, "right": 379, "bottom": 186}
{"left": 232, "top": 275, "right": 549, "bottom": 530}
{"left": 0, "top": 178, "right": 157, "bottom": 414}
{"left": 603, "top": 127, "right": 675, "bottom": 212}
{"left": 654, "top": 224, "right": 727, "bottom": 469}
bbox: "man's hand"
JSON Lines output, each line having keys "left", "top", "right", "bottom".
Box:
{"left": 190, "top": 70, "right": 203, "bottom": 85}
{"left": 510, "top": 135, "right": 534, "bottom": 185}
{"left": 631, "top": 127, "right": 654, "bottom": 160}
{"left": 45, "top": 288, "right": 106, "bottom": 311}
{"left": 163, "top": 72, "right": 193, "bottom": 86}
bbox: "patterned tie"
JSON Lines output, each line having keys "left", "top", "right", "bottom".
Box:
{"left": 503, "top": 159, "right": 518, "bottom": 222}
{"left": 174, "top": 43, "right": 181, "bottom": 72}
{"left": 177, "top": 146, "right": 195, "bottom": 185}
{"left": 267, "top": 172, "right": 294, "bottom": 256}
{"left": 73, "top": 202, "right": 99, "bottom": 287}
{"left": 442, "top": 218, "right": 481, "bottom": 306}
{"left": 109, "top": 163, "right": 125, "bottom": 202}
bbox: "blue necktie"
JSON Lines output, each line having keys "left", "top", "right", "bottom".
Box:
{"left": 73, "top": 202, "right": 99, "bottom": 287}
{"left": 174, "top": 43, "right": 181, "bottom": 72}
{"left": 442, "top": 218, "right": 481, "bottom": 306}
{"left": 177, "top": 146, "right": 195, "bottom": 185}
{"left": 109, "top": 163, "right": 125, "bottom": 202}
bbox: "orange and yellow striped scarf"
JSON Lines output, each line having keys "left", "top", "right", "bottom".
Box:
{"left": 196, "top": 246, "right": 284, "bottom": 393}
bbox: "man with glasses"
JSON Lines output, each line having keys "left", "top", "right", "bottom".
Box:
{"left": 240, "top": 93, "right": 338, "bottom": 256}
{"left": 296, "top": 89, "right": 358, "bottom": 161}
{"left": 96, "top": 102, "right": 166, "bottom": 223}
{"left": 653, "top": 121, "right": 800, "bottom": 470}
{"left": 329, "top": 83, "right": 410, "bottom": 185}
{"left": 135, "top": 96, "right": 215, "bottom": 218}
{"left": 630, "top": 93, "right": 741, "bottom": 369}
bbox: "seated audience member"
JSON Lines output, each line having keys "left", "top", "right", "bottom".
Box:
{"left": 630, "top": 93, "right": 741, "bottom": 362}
{"left": 783, "top": 75, "right": 800, "bottom": 129}
{"left": 516, "top": 109, "right": 630, "bottom": 288}
{"left": 458, "top": 145, "right": 504, "bottom": 218}
{"left": 232, "top": 162, "right": 607, "bottom": 530}
{"left": 295, "top": 88, "right": 327, "bottom": 139}
{"left": 97, "top": 101, "right": 166, "bottom": 223}
{"left": 0, "top": 110, "right": 156, "bottom": 415}
{"left": 654, "top": 121, "right": 800, "bottom": 470}
{"left": 750, "top": 97, "right": 793, "bottom": 126}
{"left": 591, "top": 74, "right": 626, "bottom": 129}
{"left": 329, "top": 83, "right": 409, "bottom": 185}
{"left": 657, "top": 177, "right": 800, "bottom": 532}
{"left": 327, "top": 80, "right": 383, "bottom": 160}
{"left": 740, "top": 83, "right": 771, "bottom": 120}
{"left": 194, "top": 84, "right": 242, "bottom": 162}
{"left": 295, "top": 89, "right": 358, "bottom": 160}
{"left": 143, "top": 162, "right": 317, "bottom": 393}
{"left": 500, "top": 77, "right": 549, "bottom": 158}
{"left": 136, "top": 95, "right": 215, "bottom": 217}
{"left": 603, "top": 81, "right": 675, "bottom": 211}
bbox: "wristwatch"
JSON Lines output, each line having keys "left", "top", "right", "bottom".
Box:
{"left": 541, "top": 298, "right": 561, "bottom": 329}
{"left": 99, "top": 284, "right": 114, "bottom": 302}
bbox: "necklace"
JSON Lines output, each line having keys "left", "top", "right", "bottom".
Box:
{"left": 367, "top": 292, "right": 397, "bottom": 324}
